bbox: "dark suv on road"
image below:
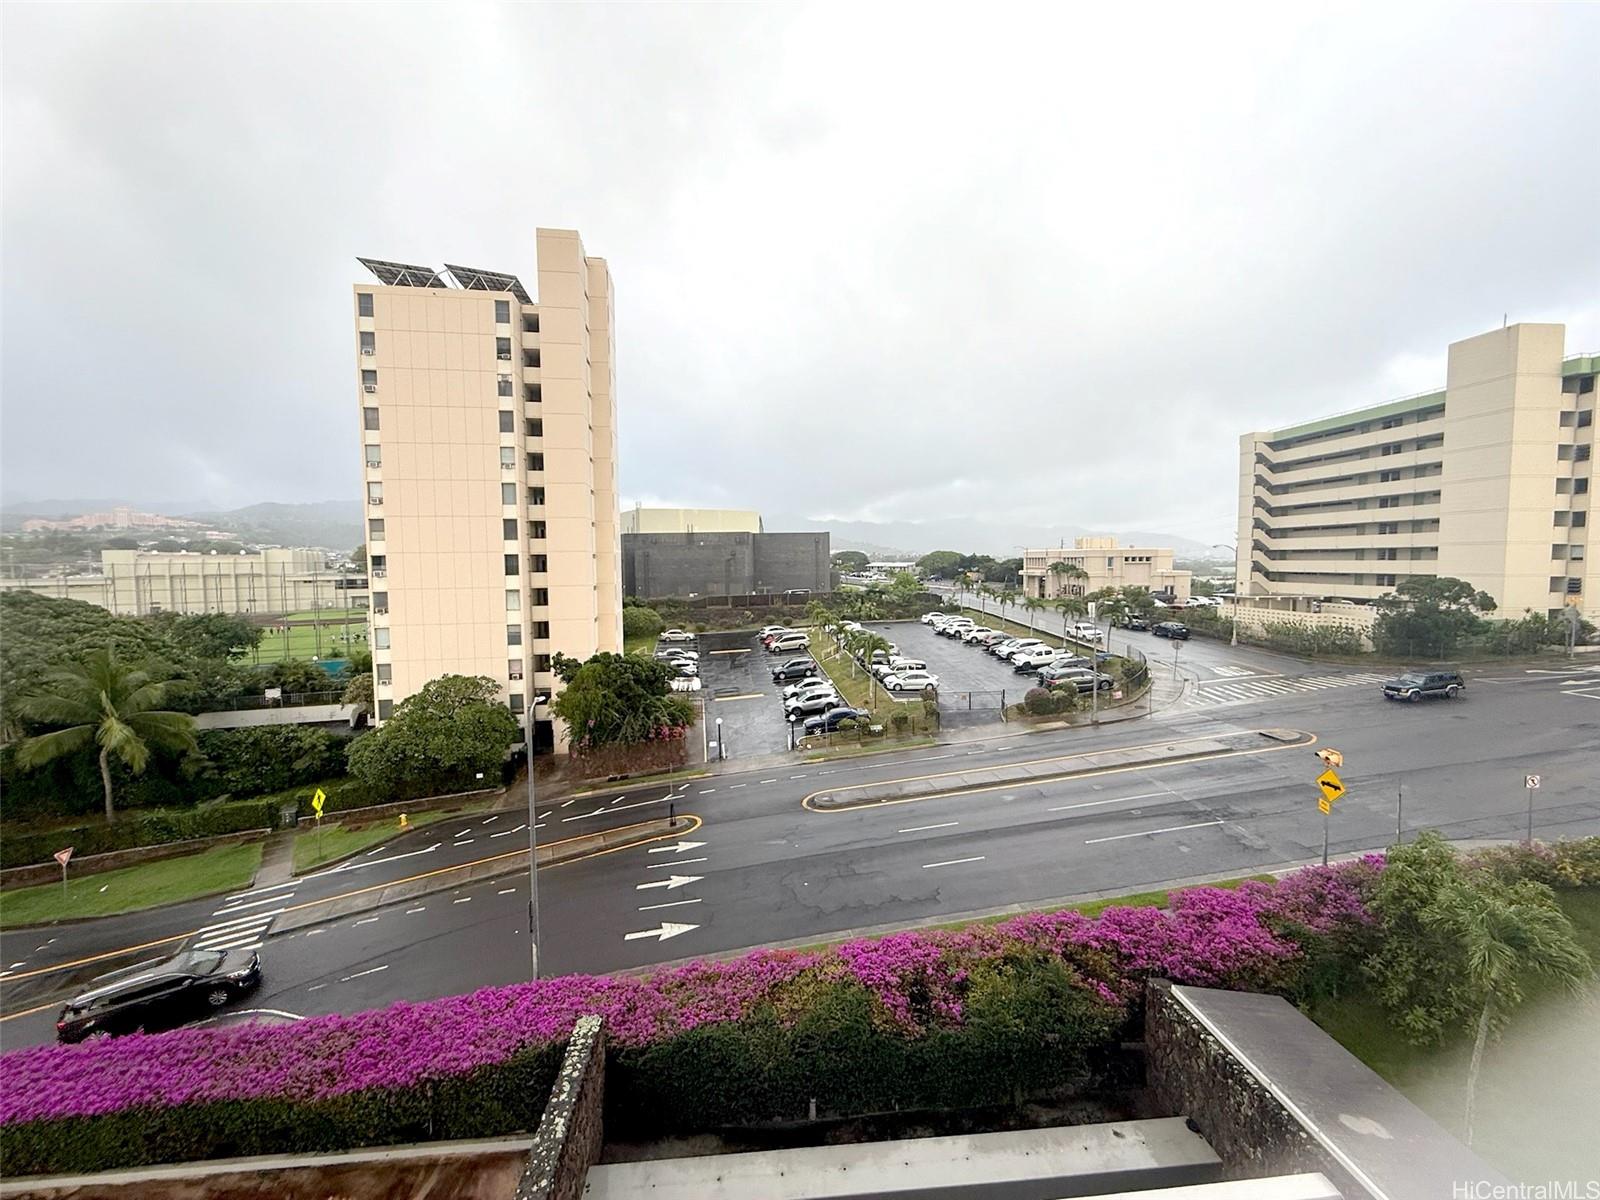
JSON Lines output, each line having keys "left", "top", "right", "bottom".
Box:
{"left": 1382, "top": 667, "right": 1465, "bottom": 702}
{"left": 56, "top": 948, "right": 262, "bottom": 1043}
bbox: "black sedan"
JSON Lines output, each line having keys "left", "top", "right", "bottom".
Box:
{"left": 802, "top": 706, "right": 868, "bottom": 735}
{"left": 1152, "top": 622, "right": 1190, "bottom": 640}
{"left": 56, "top": 948, "right": 262, "bottom": 1043}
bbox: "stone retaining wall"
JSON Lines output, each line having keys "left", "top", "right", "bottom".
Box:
{"left": 515, "top": 1014, "right": 606, "bottom": 1200}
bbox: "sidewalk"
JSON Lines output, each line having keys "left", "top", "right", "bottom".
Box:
{"left": 253, "top": 829, "right": 297, "bottom": 887}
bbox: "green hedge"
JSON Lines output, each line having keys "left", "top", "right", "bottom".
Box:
{"left": 0, "top": 799, "right": 282, "bottom": 870}
{"left": 245, "top": 776, "right": 376, "bottom": 820}
{"left": 0, "top": 1041, "right": 564, "bottom": 1177}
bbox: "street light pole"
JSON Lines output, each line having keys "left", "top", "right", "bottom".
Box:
{"left": 524, "top": 705, "right": 545, "bottom": 980}
{"left": 716, "top": 716, "right": 725, "bottom": 762}
{"left": 1212, "top": 543, "right": 1239, "bottom": 646}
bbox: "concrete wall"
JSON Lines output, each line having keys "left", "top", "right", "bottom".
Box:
{"left": 622, "top": 532, "right": 830, "bottom": 597}
{"left": 620, "top": 507, "right": 762, "bottom": 534}
{"left": 515, "top": 1015, "right": 606, "bottom": 1200}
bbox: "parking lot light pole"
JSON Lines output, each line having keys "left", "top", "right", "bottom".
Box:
{"left": 716, "top": 716, "right": 725, "bottom": 762}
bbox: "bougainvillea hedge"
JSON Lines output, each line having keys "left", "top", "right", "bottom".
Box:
{"left": 0, "top": 858, "right": 1392, "bottom": 1174}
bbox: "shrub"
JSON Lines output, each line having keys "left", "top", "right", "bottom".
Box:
{"left": 620, "top": 606, "right": 664, "bottom": 640}
{"left": 890, "top": 709, "right": 911, "bottom": 734}
{"left": 1050, "top": 689, "right": 1079, "bottom": 714}
{"left": 0, "top": 799, "right": 282, "bottom": 869}
{"left": 1024, "top": 687, "right": 1054, "bottom": 715}
{"left": 194, "top": 727, "right": 347, "bottom": 798}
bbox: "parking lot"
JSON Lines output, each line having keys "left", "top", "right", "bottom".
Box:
{"left": 690, "top": 631, "right": 802, "bottom": 760}
{"left": 861, "top": 620, "right": 1039, "bottom": 707}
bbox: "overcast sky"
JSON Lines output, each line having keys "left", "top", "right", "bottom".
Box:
{"left": 3, "top": 3, "right": 1597, "bottom": 544}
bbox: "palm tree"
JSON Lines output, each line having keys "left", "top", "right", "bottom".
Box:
{"left": 1048, "top": 560, "right": 1088, "bottom": 600}
{"left": 1095, "top": 591, "right": 1132, "bottom": 651}
{"left": 1052, "top": 595, "right": 1088, "bottom": 648}
{"left": 1426, "top": 877, "right": 1591, "bottom": 1146}
{"left": 13, "top": 649, "right": 198, "bottom": 823}
{"left": 855, "top": 632, "right": 893, "bottom": 707}
{"left": 997, "top": 585, "right": 1019, "bottom": 631}
{"left": 1023, "top": 594, "right": 1047, "bottom": 638}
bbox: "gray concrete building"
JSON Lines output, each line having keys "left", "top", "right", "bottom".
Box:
{"left": 622, "top": 531, "right": 830, "bottom": 598}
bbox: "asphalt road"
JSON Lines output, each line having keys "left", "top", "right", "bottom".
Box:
{"left": 4, "top": 661, "right": 1596, "bottom": 1050}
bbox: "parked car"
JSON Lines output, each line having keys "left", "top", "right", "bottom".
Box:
{"left": 1037, "top": 658, "right": 1093, "bottom": 683}
{"left": 1382, "top": 667, "right": 1465, "bottom": 702}
{"left": 840, "top": 621, "right": 864, "bottom": 633}
{"left": 1012, "top": 647, "right": 1062, "bottom": 673}
{"left": 874, "top": 656, "right": 927, "bottom": 679}
{"left": 1067, "top": 622, "right": 1104, "bottom": 643}
{"left": 56, "top": 949, "right": 262, "bottom": 1043}
{"left": 921, "top": 611, "right": 948, "bottom": 624}
{"left": 883, "top": 670, "right": 940, "bottom": 692}
{"left": 1152, "top": 622, "right": 1190, "bottom": 640}
{"left": 1048, "top": 670, "right": 1115, "bottom": 693}
{"left": 994, "top": 638, "right": 1045, "bottom": 661}
{"left": 760, "top": 628, "right": 795, "bottom": 647}
{"left": 758, "top": 625, "right": 791, "bottom": 638}
{"left": 659, "top": 628, "right": 696, "bottom": 643}
{"left": 974, "top": 630, "right": 1011, "bottom": 647}
{"left": 786, "top": 690, "right": 844, "bottom": 716}
{"left": 769, "top": 632, "right": 811, "bottom": 653}
{"left": 653, "top": 647, "right": 699, "bottom": 663}
{"left": 1116, "top": 615, "right": 1151, "bottom": 631}
{"left": 960, "top": 626, "right": 996, "bottom": 643}
{"left": 669, "top": 677, "right": 702, "bottom": 693}
{"left": 669, "top": 658, "right": 698, "bottom": 677}
{"left": 802, "top": 706, "right": 869, "bottom": 735}
{"left": 938, "top": 621, "right": 975, "bottom": 639}
{"left": 783, "top": 677, "right": 839, "bottom": 701}
{"left": 772, "top": 657, "right": 820, "bottom": 682}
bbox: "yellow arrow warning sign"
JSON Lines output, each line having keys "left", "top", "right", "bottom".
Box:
{"left": 1316, "top": 769, "right": 1345, "bottom": 805}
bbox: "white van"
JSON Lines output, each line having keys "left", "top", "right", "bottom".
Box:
{"left": 770, "top": 632, "right": 811, "bottom": 653}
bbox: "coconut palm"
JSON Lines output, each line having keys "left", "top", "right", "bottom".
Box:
{"left": 13, "top": 648, "right": 198, "bottom": 823}
{"left": 1052, "top": 595, "right": 1088, "bottom": 648}
{"left": 1425, "top": 877, "right": 1591, "bottom": 1145}
{"left": 1048, "top": 560, "right": 1088, "bottom": 599}
{"left": 996, "top": 585, "right": 1019, "bottom": 630}
{"left": 1022, "top": 594, "right": 1048, "bottom": 638}
{"left": 855, "top": 631, "right": 894, "bottom": 706}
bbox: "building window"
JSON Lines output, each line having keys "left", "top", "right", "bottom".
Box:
{"left": 531, "top": 554, "right": 548, "bottom": 572}
{"left": 1376, "top": 574, "right": 1397, "bottom": 587}
{"left": 374, "top": 628, "right": 391, "bottom": 650}
{"left": 1574, "top": 511, "right": 1589, "bottom": 527}
{"left": 498, "top": 410, "right": 515, "bottom": 433}
{"left": 1378, "top": 469, "right": 1400, "bottom": 483}
{"left": 1378, "top": 496, "right": 1397, "bottom": 508}
{"left": 1580, "top": 410, "right": 1594, "bottom": 428}
{"left": 368, "top": 518, "right": 385, "bottom": 540}
{"left": 1377, "top": 548, "right": 1398, "bottom": 560}
{"left": 376, "top": 663, "right": 392, "bottom": 684}
{"left": 528, "top": 487, "right": 545, "bottom": 505}
{"left": 1377, "top": 522, "right": 1399, "bottom": 535}
{"left": 496, "top": 336, "right": 512, "bottom": 360}
{"left": 1555, "top": 511, "right": 1571, "bottom": 527}
{"left": 532, "top": 621, "right": 550, "bottom": 639}
{"left": 508, "top": 658, "right": 524, "bottom": 680}
{"left": 360, "top": 331, "right": 375, "bottom": 356}
{"left": 495, "top": 299, "right": 510, "bottom": 324}
{"left": 1571, "top": 545, "right": 1587, "bottom": 562}
{"left": 500, "top": 446, "right": 516, "bottom": 469}
{"left": 363, "top": 407, "right": 380, "bottom": 431}
{"left": 527, "top": 453, "right": 545, "bottom": 471}
{"left": 365, "top": 444, "right": 381, "bottom": 468}
{"left": 507, "top": 624, "right": 522, "bottom": 646}
{"left": 498, "top": 377, "right": 514, "bottom": 398}
{"left": 1568, "top": 578, "right": 1584, "bottom": 595}
{"left": 503, "top": 518, "right": 518, "bottom": 540}
{"left": 1558, "top": 479, "right": 1573, "bottom": 494}
{"left": 377, "top": 698, "right": 394, "bottom": 720}
{"left": 524, "top": 314, "right": 539, "bottom": 333}
{"left": 531, "top": 588, "right": 549, "bottom": 605}
{"left": 1578, "top": 445, "right": 1593, "bottom": 462}
{"left": 532, "top": 654, "right": 552, "bottom": 672}
{"left": 1381, "top": 416, "right": 1403, "bottom": 429}
{"left": 504, "top": 554, "right": 520, "bottom": 576}
{"left": 372, "top": 591, "right": 388, "bottom": 613}
{"left": 525, "top": 418, "right": 543, "bottom": 437}
{"left": 362, "top": 369, "right": 377, "bottom": 391}
{"left": 1551, "top": 576, "right": 1567, "bottom": 593}
{"left": 524, "top": 349, "right": 541, "bottom": 368}
{"left": 1577, "top": 479, "right": 1591, "bottom": 495}
{"left": 502, "top": 482, "right": 517, "bottom": 505}
{"left": 367, "top": 482, "right": 383, "bottom": 505}
{"left": 510, "top": 693, "right": 525, "bottom": 715}
{"left": 506, "top": 589, "right": 520, "bottom": 611}
{"left": 1553, "top": 544, "right": 1568, "bottom": 560}
{"left": 358, "top": 293, "right": 374, "bottom": 317}
{"left": 525, "top": 384, "right": 542, "bottom": 403}
{"left": 370, "top": 554, "right": 386, "bottom": 575}
{"left": 529, "top": 520, "right": 546, "bottom": 539}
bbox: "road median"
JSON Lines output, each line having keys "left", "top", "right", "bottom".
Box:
{"left": 802, "top": 729, "right": 1315, "bottom": 811}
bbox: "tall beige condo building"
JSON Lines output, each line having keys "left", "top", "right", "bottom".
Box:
{"left": 355, "top": 230, "right": 621, "bottom": 747}
{"left": 1239, "top": 324, "right": 1596, "bottom": 621}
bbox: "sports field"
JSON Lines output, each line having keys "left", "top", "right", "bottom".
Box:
{"left": 251, "top": 610, "right": 368, "bottom": 663}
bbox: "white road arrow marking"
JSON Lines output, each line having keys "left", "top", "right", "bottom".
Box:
{"left": 647, "top": 841, "right": 707, "bottom": 854}
{"left": 624, "top": 921, "right": 700, "bottom": 942}
{"left": 635, "top": 874, "right": 703, "bottom": 891}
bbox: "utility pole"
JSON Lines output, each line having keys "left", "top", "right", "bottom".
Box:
{"left": 525, "top": 707, "right": 544, "bottom": 979}
{"left": 1396, "top": 780, "right": 1403, "bottom": 845}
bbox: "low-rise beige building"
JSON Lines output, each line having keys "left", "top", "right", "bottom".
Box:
{"left": 1022, "top": 537, "right": 1191, "bottom": 602}
{"left": 355, "top": 229, "right": 620, "bottom": 748}
{"left": 1238, "top": 323, "right": 1597, "bottom": 622}
{"left": 0, "top": 549, "right": 358, "bottom": 616}
{"left": 620, "top": 507, "right": 762, "bottom": 534}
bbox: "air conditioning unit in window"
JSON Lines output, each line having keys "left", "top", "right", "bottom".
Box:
{"left": 497, "top": 352, "right": 512, "bottom": 360}
{"left": 369, "top": 497, "right": 382, "bottom": 505}
{"left": 374, "top": 607, "right": 388, "bottom": 615}
{"left": 509, "top": 672, "right": 524, "bottom": 681}
{"left": 361, "top": 347, "right": 374, "bottom": 355}
{"left": 372, "top": 569, "right": 387, "bottom": 577}
{"left": 363, "top": 384, "right": 377, "bottom": 393}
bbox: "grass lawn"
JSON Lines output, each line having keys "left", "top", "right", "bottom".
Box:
{"left": 250, "top": 616, "right": 368, "bottom": 665}
{"left": 962, "top": 606, "right": 1082, "bottom": 649}
{"left": 809, "top": 629, "right": 885, "bottom": 718}
{"left": 292, "top": 800, "right": 495, "bottom": 873}
{"left": 624, "top": 631, "right": 655, "bottom": 655}
{"left": 0, "top": 843, "right": 264, "bottom": 929}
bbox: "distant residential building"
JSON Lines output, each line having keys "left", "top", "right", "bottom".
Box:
{"left": 623, "top": 531, "right": 830, "bottom": 598}
{"left": 620, "top": 507, "right": 762, "bottom": 535}
{"left": 0, "top": 549, "right": 363, "bottom": 616}
{"left": 354, "top": 230, "right": 620, "bottom": 747}
{"left": 19, "top": 506, "right": 204, "bottom": 533}
{"left": 1238, "top": 323, "right": 1596, "bottom": 621}
{"left": 1022, "top": 537, "right": 1191, "bottom": 603}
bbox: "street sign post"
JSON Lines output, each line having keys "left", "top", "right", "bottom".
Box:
{"left": 312, "top": 788, "right": 326, "bottom": 858}
{"left": 1316, "top": 748, "right": 1345, "bottom": 769}
{"left": 54, "top": 846, "right": 73, "bottom": 895}
{"left": 1315, "top": 767, "right": 1345, "bottom": 866}
{"left": 1525, "top": 774, "right": 1541, "bottom": 843}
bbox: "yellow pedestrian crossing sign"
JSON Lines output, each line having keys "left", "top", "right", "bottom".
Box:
{"left": 312, "top": 788, "right": 326, "bottom": 817}
{"left": 1316, "top": 769, "right": 1345, "bottom": 805}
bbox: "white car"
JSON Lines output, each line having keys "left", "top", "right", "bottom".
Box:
{"left": 960, "top": 626, "right": 996, "bottom": 643}
{"left": 758, "top": 625, "right": 791, "bottom": 638}
{"left": 784, "top": 678, "right": 839, "bottom": 701}
{"left": 873, "top": 656, "right": 927, "bottom": 679}
{"left": 840, "top": 620, "right": 863, "bottom": 632}
{"left": 659, "top": 628, "right": 696, "bottom": 643}
{"left": 1012, "top": 647, "right": 1061, "bottom": 671}
{"left": 1067, "top": 623, "right": 1103, "bottom": 643}
{"left": 920, "top": 612, "right": 947, "bottom": 624}
{"left": 769, "top": 632, "right": 811, "bottom": 653}
{"left": 669, "top": 676, "right": 702, "bottom": 693}
{"left": 883, "top": 670, "right": 940, "bottom": 692}
{"left": 939, "top": 621, "right": 975, "bottom": 639}
{"left": 994, "top": 638, "right": 1044, "bottom": 661}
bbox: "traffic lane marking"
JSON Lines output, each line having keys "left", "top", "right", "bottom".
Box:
{"left": 1047, "top": 790, "right": 1177, "bottom": 813}
{"left": 898, "top": 822, "right": 959, "bottom": 833}
{"left": 921, "top": 856, "right": 985, "bottom": 870}
{"left": 0, "top": 815, "right": 706, "bottom": 1001}
{"left": 1084, "top": 819, "right": 1224, "bottom": 845}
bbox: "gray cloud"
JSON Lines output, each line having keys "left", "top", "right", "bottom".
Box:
{"left": 3, "top": 2, "right": 1597, "bottom": 544}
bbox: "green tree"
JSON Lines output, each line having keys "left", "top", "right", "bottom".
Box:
{"left": 1120, "top": 585, "right": 1159, "bottom": 620}
{"left": 995, "top": 585, "right": 1019, "bottom": 630}
{"left": 1022, "top": 594, "right": 1047, "bottom": 636}
{"left": 888, "top": 571, "right": 921, "bottom": 603}
{"left": 853, "top": 631, "right": 893, "bottom": 706}
{"left": 1052, "top": 595, "right": 1087, "bottom": 648}
{"left": 1373, "top": 576, "right": 1496, "bottom": 659}
{"left": 916, "top": 550, "right": 963, "bottom": 579}
{"left": 144, "top": 612, "right": 262, "bottom": 661}
{"left": 345, "top": 674, "right": 518, "bottom": 800}
{"left": 548, "top": 653, "right": 694, "bottom": 750}
{"left": 831, "top": 550, "right": 869, "bottom": 571}
{"left": 12, "top": 648, "right": 198, "bottom": 822}
{"left": 351, "top": 543, "right": 367, "bottom": 572}
{"left": 1096, "top": 590, "right": 1132, "bottom": 646}
{"left": 1048, "top": 560, "right": 1088, "bottom": 598}
{"left": 621, "top": 605, "right": 665, "bottom": 642}
{"left": 342, "top": 671, "right": 374, "bottom": 706}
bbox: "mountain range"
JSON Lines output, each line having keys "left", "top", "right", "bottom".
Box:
{"left": 762, "top": 514, "right": 1229, "bottom": 561}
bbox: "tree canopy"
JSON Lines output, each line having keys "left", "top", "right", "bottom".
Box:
{"left": 549, "top": 652, "right": 694, "bottom": 752}
{"left": 145, "top": 612, "right": 262, "bottom": 661}
{"left": 915, "top": 551, "right": 963, "bottom": 578}
{"left": 831, "top": 550, "right": 870, "bottom": 570}
{"left": 1373, "top": 576, "right": 1496, "bottom": 658}
{"left": 344, "top": 674, "right": 518, "bottom": 800}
